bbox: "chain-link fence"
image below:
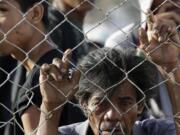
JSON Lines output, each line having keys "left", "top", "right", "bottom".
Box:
{"left": 0, "top": 0, "right": 180, "bottom": 135}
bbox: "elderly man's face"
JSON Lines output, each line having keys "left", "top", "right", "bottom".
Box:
{"left": 87, "top": 81, "right": 144, "bottom": 135}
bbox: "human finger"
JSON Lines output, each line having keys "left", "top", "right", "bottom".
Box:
{"left": 156, "top": 12, "right": 180, "bottom": 26}
{"left": 71, "top": 69, "right": 81, "bottom": 87}
{"left": 47, "top": 64, "right": 63, "bottom": 81}
{"left": 147, "top": 11, "right": 155, "bottom": 31}
{"left": 157, "top": 22, "right": 169, "bottom": 42}
{"left": 169, "top": 25, "right": 180, "bottom": 44}
{"left": 138, "top": 28, "right": 149, "bottom": 49}
{"left": 168, "top": 11, "right": 180, "bottom": 25}
{"left": 157, "top": 2, "right": 174, "bottom": 13}
{"left": 68, "top": 69, "right": 81, "bottom": 98}
{"left": 40, "top": 63, "right": 51, "bottom": 82}
{"left": 61, "top": 49, "right": 72, "bottom": 75}
{"left": 152, "top": 16, "right": 163, "bottom": 37}
{"left": 52, "top": 58, "right": 62, "bottom": 69}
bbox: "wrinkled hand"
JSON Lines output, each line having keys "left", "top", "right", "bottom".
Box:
{"left": 157, "top": 1, "right": 180, "bottom": 25}
{"left": 156, "top": 11, "right": 180, "bottom": 26}
{"left": 39, "top": 49, "right": 81, "bottom": 108}
{"left": 139, "top": 12, "right": 180, "bottom": 71}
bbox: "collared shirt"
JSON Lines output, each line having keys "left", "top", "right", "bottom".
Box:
{"left": 58, "top": 118, "right": 176, "bottom": 135}
{"left": 59, "top": 120, "right": 89, "bottom": 135}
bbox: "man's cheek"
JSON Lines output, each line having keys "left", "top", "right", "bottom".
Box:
{"left": 124, "top": 110, "right": 138, "bottom": 126}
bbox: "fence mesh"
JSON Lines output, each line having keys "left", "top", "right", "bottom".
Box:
{"left": 0, "top": 0, "right": 180, "bottom": 134}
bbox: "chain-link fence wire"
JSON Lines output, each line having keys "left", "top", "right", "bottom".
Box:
{"left": 0, "top": 0, "right": 180, "bottom": 134}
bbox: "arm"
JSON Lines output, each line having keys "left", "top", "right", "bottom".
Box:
{"left": 37, "top": 49, "right": 81, "bottom": 135}
{"left": 161, "top": 61, "right": 180, "bottom": 113}
{"left": 139, "top": 12, "right": 180, "bottom": 134}
{"left": 37, "top": 102, "right": 63, "bottom": 135}
{"left": 161, "top": 61, "right": 180, "bottom": 132}
{"left": 21, "top": 104, "right": 62, "bottom": 135}
{"left": 21, "top": 106, "right": 40, "bottom": 135}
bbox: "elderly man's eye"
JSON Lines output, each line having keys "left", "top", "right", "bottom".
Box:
{"left": 0, "top": 7, "right": 7, "bottom": 12}
{"left": 118, "top": 98, "right": 134, "bottom": 108}
{"left": 91, "top": 101, "right": 99, "bottom": 106}
{"left": 123, "top": 101, "right": 133, "bottom": 106}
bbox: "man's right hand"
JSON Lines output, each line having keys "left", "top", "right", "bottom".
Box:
{"left": 39, "top": 49, "right": 81, "bottom": 111}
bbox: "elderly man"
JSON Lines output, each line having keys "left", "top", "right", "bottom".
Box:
{"left": 38, "top": 47, "right": 179, "bottom": 134}
{"left": 37, "top": 10, "right": 180, "bottom": 133}
{"left": 38, "top": 0, "right": 180, "bottom": 132}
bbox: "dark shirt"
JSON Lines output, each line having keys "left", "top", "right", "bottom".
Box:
{"left": 11, "top": 6, "right": 88, "bottom": 135}
{"left": 15, "top": 49, "right": 85, "bottom": 135}
{"left": 48, "top": 7, "right": 88, "bottom": 63}
{"left": 0, "top": 56, "right": 17, "bottom": 134}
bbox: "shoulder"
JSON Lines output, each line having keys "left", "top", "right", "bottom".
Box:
{"left": 17, "top": 68, "right": 39, "bottom": 98}
{"left": 58, "top": 120, "right": 89, "bottom": 135}
{"left": 133, "top": 118, "right": 176, "bottom": 135}
{"left": 48, "top": 7, "right": 64, "bottom": 25}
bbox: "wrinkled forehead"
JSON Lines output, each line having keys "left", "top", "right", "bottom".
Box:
{"left": 90, "top": 81, "right": 137, "bottom": 101}
{"left": 109, "top": 81, "right": 137, "bottom": 98}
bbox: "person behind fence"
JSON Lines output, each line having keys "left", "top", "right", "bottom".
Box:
{"left": 105, "top": 0, "right": 180, "bottom": 120}
{"left": 48, "top": 0, "right": 95, "bottom": 62}
{"left": 138, "top": 0, "right": 180, "bottom": 119}
{"left": 9, "top": 0, "right": 97, "bottom": 135}
{"left": 0, "top": 0, "right": 94, "bottom": 135}
{"left": 0, "top": 0, "right": 89, "bottom": 135}
{"left": 37, "top": 45, "right": 180, "bottom": 135}
{"left": 148, "top": 0, "right": 180, "bottom": 119}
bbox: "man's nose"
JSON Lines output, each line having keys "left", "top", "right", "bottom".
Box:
{"left": 104, "top": 106, "right": 122, "bottom": 121}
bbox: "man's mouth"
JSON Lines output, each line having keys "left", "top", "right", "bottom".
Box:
{"left": 100, "top": 126, "right": 126, "bottom": 135}
{"left": 101, "top": 129, "right": 124, "bottom": 135}
{"left": 100, "top": 122, "right": 126, "bottom": 135}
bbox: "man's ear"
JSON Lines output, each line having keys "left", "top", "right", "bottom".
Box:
{"left": 80, "top": 100, "right": 88, "bottom": 109}
{"left": 137, "top": 102, "right": 145, "bottom": 115}
{"left": 26, "top": 3, "right": 44, "bottom": 25}
{"left": 80, "top": 100, "right": 90, "bottom": 117}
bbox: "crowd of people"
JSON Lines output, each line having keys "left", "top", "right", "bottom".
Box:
{"left": 0, "top": 0, "right": 179, "bottom": 135}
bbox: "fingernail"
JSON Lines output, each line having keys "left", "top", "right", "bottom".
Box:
{"left": 153, "top": 30, "right": 158, "bottom": 34}
{"left": 139, "top": 29, "right": 142, "bottom": 36}
{"left": 65, "top": 49, "right": 72, "bottom": 56}
{"left": 158, "top": 37, "right": 163, "bottom": 42}
{"left": 61, "top": 68, "right": 66, "bottom": 73}
{"left": 168, "top": 27, "right": 171, "bottom": 32}
{"left": 58, "top": 75, "right": 62, "bottom": 80}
